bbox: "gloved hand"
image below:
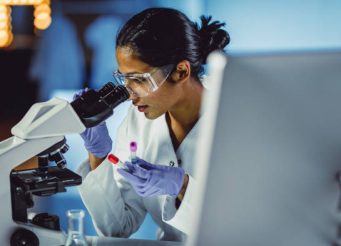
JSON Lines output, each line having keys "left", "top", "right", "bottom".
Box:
{"left": 73, "top": 89, "right": 112, "bottom": 158}
{"left": 117, "top": 157, "right": 185, "bottom": 197}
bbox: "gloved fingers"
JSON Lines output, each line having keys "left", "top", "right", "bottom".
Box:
{"left": 154, "top": 163, "right": 175, "bottom": 171}
{"left": 124, "top": 162, "right": 136, "bottom": 173}
{"left": 133, "top": 163, "right": 151, "bottom": 179}
{"left": 135, "top": 157, "right": 156, "bottom": 170}
{"left": 80, "top": 127, "right": 90, "bottom": 136}
{"left": 117, "top": 168, "right": 146, "bottom": 185}
{"left": 117, "top": 167, "right": 135, "bottom": 179}
{"left": 125, "top": 178, "right": 151, "bottom": 197}
{"left": 134, "top": 187, "right": 151, "bottom": 197}
{"left": 135, "top": 189, "right": 147, "bottom": 197}
{"left": 129, "top": 185, "right": 146, "bottom": 197}
{"left": 134, "top": 157, "right": 170, "bottom": 172}
{"left": 140, "top": 187, "right": 162, "bottom": 197}
{"left": 129, "top": 171, "right": 150, "bottom": 189}
{"left": 85, "top": 121, "right": 108, "bottom": 133}
{"left": 124, "top": 158, "right": 154, "bottom": 179}
{"left": 80, "top": 120, "right": 112, "bottom": 157}
{"left": 133, "top": 182, "right": 149, "bottom": 194}
{"left": 136, "top": 176, "right": 160, "bottom": 194}
{"left": 141, "top": 161, "right": 170, "bottom": 171}
{"left": 132, "top": 175, "right": 164, "bottom": 197}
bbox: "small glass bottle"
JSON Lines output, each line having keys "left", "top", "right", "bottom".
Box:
{"left": 65, "top": 209, "right": 88, "bottom": 246}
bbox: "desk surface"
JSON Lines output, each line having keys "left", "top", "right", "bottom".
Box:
{"left": 88, "top": 236, "right": 183, "bottom": 246}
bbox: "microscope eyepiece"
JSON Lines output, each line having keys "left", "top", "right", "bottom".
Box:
{"left": 71, "top": 82, "right": 129, "bottom": 128}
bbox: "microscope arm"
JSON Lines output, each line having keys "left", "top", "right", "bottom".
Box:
{"left": 0, "top": 83, "right": 129, "bottom": 245}
{"left": 0, "top": 97, "right": 85, "bottom": 245}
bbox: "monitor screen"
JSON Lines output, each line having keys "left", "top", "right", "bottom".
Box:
{"left": 189, "top": 50, "right": 341, "bottom": 246}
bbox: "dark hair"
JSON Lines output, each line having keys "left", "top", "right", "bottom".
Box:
{"left": 116, "top": 8, "right": 230, "bottom": 78}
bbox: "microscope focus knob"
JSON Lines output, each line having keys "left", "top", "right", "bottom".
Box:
{"left": 10, "top": 228, "right": 39, "bottom": 246}
{"left": 60, "top": 143, "right": 69, "bottom": 153}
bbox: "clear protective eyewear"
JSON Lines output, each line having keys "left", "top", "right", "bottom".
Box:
{"left": 112, "top": 64, "right": 174, "bottom": 97}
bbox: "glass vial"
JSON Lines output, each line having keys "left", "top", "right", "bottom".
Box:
{"left": 65, "top": 209, "right": 89, "bottom": 246}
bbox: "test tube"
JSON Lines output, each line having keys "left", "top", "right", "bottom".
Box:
{"left": 107, "top": 154, "right": 125, "bottom": 168}
{"left": 130, "top": 141, "right": 137, "bottom": 164}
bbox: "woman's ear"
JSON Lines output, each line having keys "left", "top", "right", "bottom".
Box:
{"left": 171, "top": 60, "right": 191, "bottom": 83}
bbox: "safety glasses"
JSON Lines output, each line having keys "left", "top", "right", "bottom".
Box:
{"left": 112, "top": 64, "right": 174, "bottom": 97}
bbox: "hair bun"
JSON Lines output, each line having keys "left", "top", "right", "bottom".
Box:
{"left": 197, "top": 16, "right": 230, "bottom": 63}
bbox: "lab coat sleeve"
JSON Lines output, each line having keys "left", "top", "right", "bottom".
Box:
{"left": 161, "top": 175, "right": 197, "bottom": 234}
{"left": 76, "top": 158, "right": 91, "bottom": 180}
{"left": 78, "top": 111, "right": 147, "bottom": 237}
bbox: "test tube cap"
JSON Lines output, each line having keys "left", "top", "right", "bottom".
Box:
{"left": 130, "top": 141, "right": 137, "bottom": 152}
{"left": 107, "top": 154, "right": 119, "bottom": 164}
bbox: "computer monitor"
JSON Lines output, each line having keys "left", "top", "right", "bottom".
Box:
{"left": 188, "top": 50, "right": 341, "bottom": 246}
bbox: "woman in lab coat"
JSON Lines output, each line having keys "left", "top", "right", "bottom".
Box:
{"left": 77, "top": 7, "right": 230, "bottom": 241}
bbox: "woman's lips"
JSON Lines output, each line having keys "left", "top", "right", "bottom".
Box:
{"left": 137, "top": 105, "right": 148, "bottom": 112}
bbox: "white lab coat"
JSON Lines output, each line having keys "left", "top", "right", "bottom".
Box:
{"left": 77, "top": 105, "right": 199, "bottom": 241}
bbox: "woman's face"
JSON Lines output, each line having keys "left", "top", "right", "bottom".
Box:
{"left": 116, "top": 47, "right": 180, "bottom": 119}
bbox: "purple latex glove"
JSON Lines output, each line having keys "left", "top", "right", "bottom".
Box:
{"left": 117, "top": 157, "right": 185, "bottom": 197}
{"left": 73, "top": 89, "right": 112, "bottom": 158}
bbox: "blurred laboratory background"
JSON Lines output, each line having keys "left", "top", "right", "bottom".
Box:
{"left": 0, "top": 0, "right": 340, "bottom": 240}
